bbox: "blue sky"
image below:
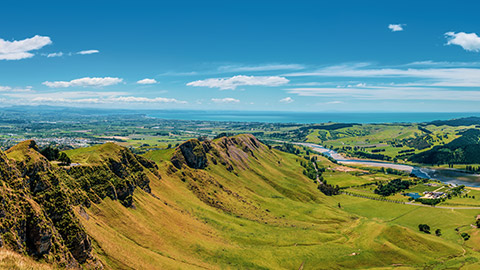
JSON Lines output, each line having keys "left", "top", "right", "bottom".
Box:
{"left": 1, "top": 0, "right": 480, "bottom": 112}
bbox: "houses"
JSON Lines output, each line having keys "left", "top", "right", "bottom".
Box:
{"left": 424, "top": 183, "right": 439, "bottom": 187}
{"left": 421, "top": 191, "right": 445, "bottom": 199}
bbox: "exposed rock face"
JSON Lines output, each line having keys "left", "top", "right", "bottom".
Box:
{"left": 168, "top": 134, "right": 276, "bottom": 223}
{"left": 2, "top": 140, "right": 95, "bottom": 267}
{"left": 171, "top": 134, "right": 265, "bottom": 171}
{"left": 171, "top": 139, "right": 211, "bottom": 169}
{"left": 66, "top": 145, "right": 159, "bottom": 207}
{"left": 0, "top": 140, "right": 161, "bottom": 268}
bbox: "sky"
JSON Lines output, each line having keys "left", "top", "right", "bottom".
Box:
{"left": 2, "top": 0, "right": 480, "bottom": 112}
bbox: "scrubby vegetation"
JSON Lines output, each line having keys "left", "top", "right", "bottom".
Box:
{"left": 374, "top": 179, "right": 412, "bottom": 196}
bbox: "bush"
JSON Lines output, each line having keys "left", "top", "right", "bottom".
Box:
{"left": 418, "top": 224, "right": 430, "bottom": 234}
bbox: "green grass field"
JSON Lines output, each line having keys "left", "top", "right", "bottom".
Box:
{"left": 71, "top": 135, "right": 480, "bottom": 269}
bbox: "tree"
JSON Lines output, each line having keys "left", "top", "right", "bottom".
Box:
{"left": 435, "top": 229, "right": 442, "bottom": 236}
{"left": 461, "top": 232, "right": 470, "bottom": 241}
{"left": 418, "top": 224, "right": 431, "bottom": 234}
{"left": 58, "top": 152, "right": 71, "bottom": 166}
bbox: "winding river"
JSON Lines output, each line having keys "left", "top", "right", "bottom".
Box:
{"left": 299, "top": 142, "right": 480, "bottom": 187}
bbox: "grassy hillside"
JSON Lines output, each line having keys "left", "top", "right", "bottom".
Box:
{"left": 0, "top": 248, "right": 54, "bottom": 270}
{"left": 3, "top": 134, "right": 480, "bottom": 269}
{"left": 69, "top": 135, "right": 480, "bottom": 269}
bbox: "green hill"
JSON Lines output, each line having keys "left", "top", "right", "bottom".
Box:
{"left": 410, "top": 129, "right": 480, "bottom": 164}
{"left": 1, "top": 134, "right": 480, "bottom": 269}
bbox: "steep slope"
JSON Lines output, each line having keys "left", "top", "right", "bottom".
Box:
{"left": 2, "top": 140, "right": 97, "bottom": 268}
{"left": 81, "top": 134, "right": 464, "bottom": 269}
{"left": 0, "top": 135, "right": 476, "bottom": 269}
{"left": 0, "top": 140, "right": 163, "bottom": 269}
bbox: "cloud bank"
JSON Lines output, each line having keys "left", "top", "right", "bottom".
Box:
{"left": 187, "top": 75, "right": 289, "bottom": 90}
{"left": 0, "top": 35, "right": 52, "bottom": 60}
{"left": 211, "top": 97, "right": 240, "bottom": 103}
{"left": 43, "top": 77, "right": 123, "bottom": 88}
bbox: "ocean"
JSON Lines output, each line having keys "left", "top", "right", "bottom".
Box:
{"left": 145, "top": 110, "right": 480, "bottom": 124}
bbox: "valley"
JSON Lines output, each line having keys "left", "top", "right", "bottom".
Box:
{"left": 2, "top": 109, "right": 480, "bottom": 269}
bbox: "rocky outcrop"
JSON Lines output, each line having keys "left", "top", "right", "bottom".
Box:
{"left": 66, "top": 145, "right": 159, "bottom": 207}
{"left": 2, "top": 141, "right": 99, "bottom": 268}
{"left": 0, "top": 140, "right": 163, "bottom": 268}
{"left": 171, "top": 134, "right": 265, "bottom": 171}
{"left": 171, "top": 139, "right": 211, "bottom": 169}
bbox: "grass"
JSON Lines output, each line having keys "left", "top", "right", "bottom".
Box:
{"left": 70, "top": 135, "right": 480, "bottom": 269}
{"left": 0, "top": 249, "right": 54, "bottom": 270}
{"left": 12, "top": 134, "right": 480, "bottom": 269}
{"left": 307, "top": 123, "right": 468, "bottom": 161}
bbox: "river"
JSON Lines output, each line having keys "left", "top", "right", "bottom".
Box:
{"left": 299, "top": 142, "right": 480, "bottom": 187}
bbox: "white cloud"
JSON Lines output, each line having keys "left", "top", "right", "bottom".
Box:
{"left": 43, "top": 77, "right": 123, "bottom": 88}
{"left": 77, "top": 49, "right": 99, "bottom": 55}
{"left": 286, "top": 85, "right": 480, "bottom": 101}
{"left": 110, "top": 96, "right": 186, "bottom": 104}
{"left": 4, "top": 91, "right": 127, "bottom": 100}
{"left": 211, "top": 98, "right": 240, "bottom": 104}
{"left": 187, "top": 75, "right": 289, "bottom": 90}
{"left": 31, "top": 97, "right": 102, "bottom": 104}
{"left": 46, "top": 52, "right": 63, "bottom": 58}
{"left": 279, "top": 97, "right": 294, "bottom": 103}
{"left": 404, "top": 60, "right": 480, "bottom": 67}
{"left": 0, "top": 86, "right": 34, "bottom": 93}
{"left": 4, "top": 91, "right": 186, "bottom": 105}
{"left": 326, "top": 101, "right": 344, "bottom": 104}
{"left": 388, "top": 24, "right": 404, "bottom": 32}
{"left": 0, "top": 35, "right": 52, "bottom": 60}
{"left": 445, "top": 32, "right": 480, "bottom": 52}
{"left": 218, "top": 64, "right": 305, "bottom": 72}
{"left": 285, "top": 64, "right": 480, "bottom": 87}
{"left": 136, "top": 78, "right": 157, "bottom": 84}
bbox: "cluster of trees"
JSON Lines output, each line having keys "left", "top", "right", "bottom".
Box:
{"left": 374, "top": 179, "right": 412, "bottom": 196}
{"left": 301, "top": 159, "right": 318, "bottom": 181}
{"left": 40, "top": 146, "right": 71, "bottom": 165}
{"left": 274, "top": 143, "right": 300, "bottom": 155}
{"left": 465, "top": 165, "right": 480, "bottom": 173}
{"left": 398, "top": 149, "right": 415, "bottom": 154}
{"left": 317, "top": 183, "right": 340, "bottom": 196}
{"left": 418, "top": 224, "right": 442, "bottom": 236}
{"left": 415, "top": 198, "right": 443, "bottom": 205}
{"left": 403, "top": 134, "right": 434, "bottom": 150}
{"left": 351, "top": 151, "right": 392, "bottom": 161}
{"left": 450, "top": 185, "right": 466, "bottom": 196}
